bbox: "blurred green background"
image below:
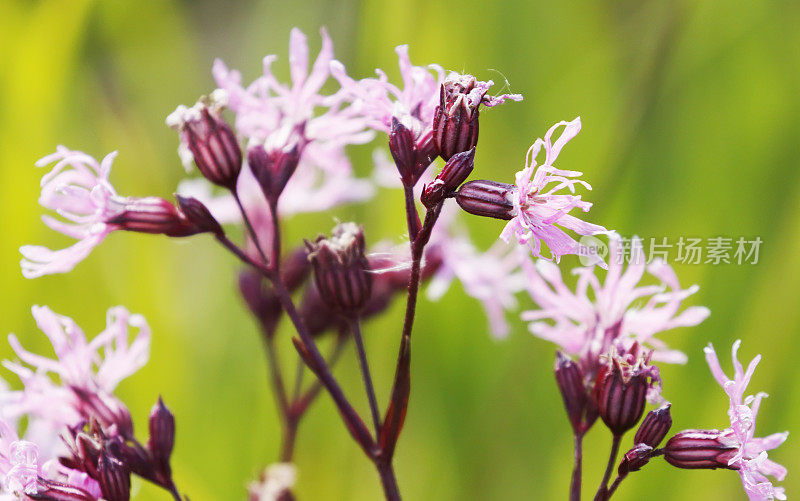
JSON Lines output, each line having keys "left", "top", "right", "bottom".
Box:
{"left": 1, "top": 0, "right": 798, "bottom": 499}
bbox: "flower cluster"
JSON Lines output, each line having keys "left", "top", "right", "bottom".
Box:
{"left": 14, "top": 26, "right": 788, "bottom": 501}
{"left": 0, "top": 306, "right": 179, "bottom": 500}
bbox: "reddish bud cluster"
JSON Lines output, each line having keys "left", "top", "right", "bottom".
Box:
{"left": 306, "top": 223, "right": 372, "bottom": 314}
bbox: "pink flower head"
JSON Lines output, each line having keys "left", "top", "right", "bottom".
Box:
{"left": 500, "top": 117, "right": 608, "bottom": 262}
{"left": 211, "top": 28, "right": 375, "bottom": 216}
{"left": 0, "top": 420, "right": 39, "bottom": 496}
{"left": 20, "top": 147, "right": 120, "bottom": 279}
{"left": 0, "top": 418, "right": 101, "bottom": 499}
{"left": 21, "top": 147, "right": 203, "bottom": 278}
{"left": 426, "top": 206, "right": 525, "bottom": 338}
{"left": 331, "top": 44, "right": 445, "bottom": 136}
{"left": 704, "top": 341, "right": 788, "bottom": 500}
{"left": 522, "top": 234, "right": 710, "bottom": 375}
{"left": 3, "top": 306, "right": 150, "bottom": 432}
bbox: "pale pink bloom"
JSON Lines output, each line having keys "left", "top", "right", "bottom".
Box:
{"left": 522, "top": 234, "right": 710, "bottom": 369}
{"left": 21, "top": 148, "right": 196, "bottom": 278}
{"left": 3, "top": 306, "right": 150, "bottom": 430}
{"left": 500, "top": 117, "right": 608, "bottom": 262}
{"left": 20, "top": 147, "right": 120, "bottom": 278}
{"left": 0, "top": 419, "right": 101, "bottom": 499}
{"left": 705, "top": 341, "right": 788, "bottom": 501}
{"left": 425, "top": 206, "right": 525, "bottom": 338}
{"left": 0, "top": 420, "right": 39, "bottom": 496}
{"left": 210, "top": 28, "right": 374, "bottom": 215}
{"left": 330, "top": 45, "right": 445, "bottom": 135}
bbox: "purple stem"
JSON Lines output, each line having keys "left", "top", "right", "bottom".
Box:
{"left": 593, "top": 434, "right": 622, "bottom": 501}
{"left": 232, "top": 191, "right": 269, "bottom": 268}
{"left": 222, "top": 204, "right": 375, "bottom": 455}
{"left": 570, "top": 432, "right": 584, "bottom": 501}
{"left": 350, "top": 317, "right": 383, "bottom": 436}
{"left": 605, "top": 474, "right": 625, "bottom": 500}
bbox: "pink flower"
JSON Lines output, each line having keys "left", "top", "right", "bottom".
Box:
{"left": 0, "top": 418, "right": 103, "bottom": 499}
{"left": 209, "top": 28, "right": 375, "bottom": 216}
{"left": 500, "top": 117, "right": 608, "bottom": 262}
{"left": 3, "top": 306, "right": 150, "bottom": 431}
{"left": 0, "top": 420, "right": 39, "bottom": 496}
{"left": 330, "top": 44, "right": 444, "bottom": 135}
{"left": 522, "top": 234, "right": 709, "bottom": 371}
{"left": 19, "top": 147, "right": 120, "bottom": 279}
{"left": 21, "top": 147, "right": 203, "bottom": 279}
{"left": 704, "top": 341, "right": 788, "bottom": 500}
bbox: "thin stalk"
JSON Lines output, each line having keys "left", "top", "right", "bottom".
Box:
{"left": 262, "top": 333, "right": 290, "bottom": 417}
{"left": 349, "top": 317, "right": 382, "bottom": 436}
{"left": 376, "top": 460, "right": 401, "bottom": 501}
{"left": 605, "top": 474, "right": 624, "bottom": 500}
{"left": 269, "top": 274, "right": 376, "bottom": 455}
{"left": 291, "top": 354, "right": 305, "bottom": 403}
{"left": 215, "top": 229, "right": 374, "bottom": 454}
{"left": 283, "top": 332, "right": 350, "bottom": 461}
{"left": 232, "top": 191, "right": 270, "bottom": 268}
{"left": 593, "top": 434, "right": 622, "bottom": 501}
{"left": 570, "top": 432, "right": 584, "bottom": 501}
{"left": 294, "top": 331, "right": 349, "bottom": 416}
{"left": 279, "top": 416, "right": 299, "bottom": 462}
{"left": 215, "top": 233, "right": 270, "bottom": 275}
{"left": 268, "top": 199, "right": 281, "bottom": 268}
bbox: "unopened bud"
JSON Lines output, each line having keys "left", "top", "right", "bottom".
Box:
{"left": 663, "top": 429, "right": 738, "bottom": 470}
{"left": 618, "top": 444, "right": 654, "bottom": 476}
{"left": 421, "top": 148, "right": 475, "bottom": 207}
{"left": 107, "top": 197, "right": 201, "bottom": 237}
{"left": 433, "top": 75, "right": 481, "bottom": 160}
{"left": 593, "top": 346, "right": 659, "bottom": 436}
{"left": 175, "top": 195, "right": 222, "bottom": 235}
{"left": 306, "top": 223, "right": 372, "bottom": 314}
{"left": 148, "top": 397, "right": 175, "bottom": 475}
{"left": 248, "top": 142, "right": 302, "bottom": 205}
{"left": 71, "top": 388, "right": 134, "bottom": 440}
{"left": 97, "top": 452, "right": 131, "bottom": 501}
{"left": 389, "top": 118, "right": 436, "bottom": 187}
{"left": 455, "top": 180, "right": 515, "bottom": 220}
{"left": 167, "top": 95, "right": 242, "bottom": 189}
{"left": 35, "top": 479, "right": 99, "bottom": 501}
{"left": 634, "top": 403, "right": 672, "bottom": 448}
{"left": 554, "top": 352, "right": 587, "bottom": 434}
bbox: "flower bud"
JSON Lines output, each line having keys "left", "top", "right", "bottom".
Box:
{"left": 389, "top": 118, "right": 436, "bottom": 187}
{"left": 35, "top": 479, "right": 99, "bottom": 501}
{"left": 618, "top": 444, "right": 654, "bottom": 476}
{"left": 71, "top": 388, "right": 134, "bottom": 440}
{"left": 248, "top": 141, "right": 303, "bottom": 206}
{"left": 663, "top": 429, "right": 739, "bottom": 470}
{"left": 433, "top": 75, "right": 481, "bottom": 160}
{"left": 455, "top": 180, "right": 515, "bottom": 220}
{"left": 421, "top": 148, "right": 475, "bottom": 207}
{"left": 97, "top": 452, "right": 131, "bottom": 501}
{"left": 175, "top": 195, "right": 223, "bottom": 235}
{"left": 148, "top": 397, "right": 175, "bottom": 477}
{"left": 305, "top": 223, "right": 372, "bottom": 314}
{"left": 593, "top": 346, "right": 659, "bottom": 436}
{"left": 107, "top": 197, "right": 202, "bottom": 237}
{"left": 634, "top": 403, "right": 672, "bottom": 448}
{"left": 554, "top": 352, "right": 587, "bottom": 434}
{"left": 167, "top": 94, "right": 242, "bottom": 189}
{"left": 299, "top": 283, "right": 340, "bottom": 337}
